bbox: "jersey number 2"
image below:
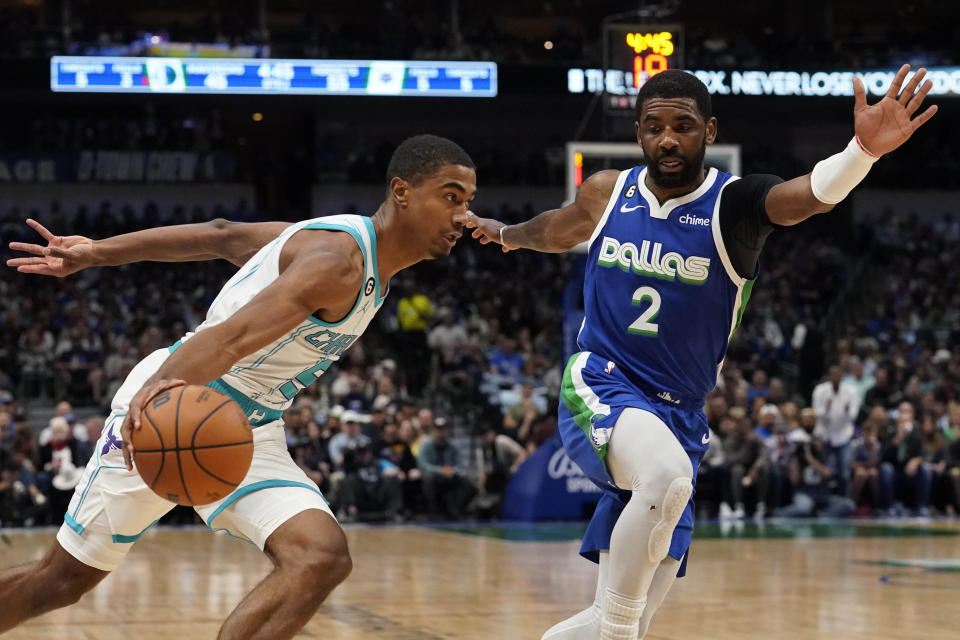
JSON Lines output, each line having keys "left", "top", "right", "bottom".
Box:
{"left": 628, "top": 286, "right": 660, "bottom": 336}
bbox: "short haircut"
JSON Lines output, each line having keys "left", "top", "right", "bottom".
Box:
{"left": 635, "top": 70, "right": 712, "bottom": 120}
{"left": 386, "top": 134, "right": 475, "bottom": 186}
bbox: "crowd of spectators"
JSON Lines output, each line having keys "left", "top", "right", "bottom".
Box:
{"left": 696, "top": 212, "right": 960, "bottom": 519}
{"left": 2, "top": 198, "right": 959, "bottom": 526}
{"left": 2, "top": 2, "right": 958, "bottom": 69}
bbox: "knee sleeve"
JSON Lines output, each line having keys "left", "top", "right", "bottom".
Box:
{"left": 647, "top": 477, "right": 693, "bottom": 563}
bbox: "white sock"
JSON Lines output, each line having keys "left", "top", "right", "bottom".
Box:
{"left": 600, "top": 589, "right": 646, "bottom": 640}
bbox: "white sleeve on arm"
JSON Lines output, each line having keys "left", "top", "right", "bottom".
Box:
{"left": 809, "top": 136, "right": 879, "bottom": 205}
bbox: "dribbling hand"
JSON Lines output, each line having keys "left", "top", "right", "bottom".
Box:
{"left": 120, "top": 378, "right": 186, "bottom": 471}
{"left": 465, "top": 211, "right": 513, "bottom": 252}
{"left": 6, "top": 219, "right": 97, "bottom": 277}
{"left": 853, "top": 64, "right": 938, "bottom": 156}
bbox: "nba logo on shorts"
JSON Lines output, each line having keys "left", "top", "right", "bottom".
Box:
{"left": 605, "top": 361, "right": 616, "bottom": 374}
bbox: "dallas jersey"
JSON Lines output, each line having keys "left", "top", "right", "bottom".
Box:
{"left": 172, "top": 214, "right": 387, "bottom": 419}
{"left": 577, "top": 166, "right": 753, "bottom": 400}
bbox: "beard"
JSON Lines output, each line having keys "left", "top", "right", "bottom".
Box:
{"left": 643, "top": 141, "right": 707, "bottom": 189}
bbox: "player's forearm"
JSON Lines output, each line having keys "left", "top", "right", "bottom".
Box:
{"left": 502, "top": 209, "right": 584, "bottom": 253}
{"left": 145, "top": 332, "right": 239, "bottom": 388}
{"left": 92, "top": 220, "right": 289, "bottom": 267}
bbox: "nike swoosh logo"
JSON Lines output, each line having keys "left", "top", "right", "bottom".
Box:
{"left": 620, "top": 203, "right": 646, "bottom": 213}
{"left": 701, "top": 434, "right": 711, "bottom": 445}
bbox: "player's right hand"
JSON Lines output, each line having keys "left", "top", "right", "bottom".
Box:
{"left": 6, "top": 218, "right": 97, "bottom": 277}
{"left": 465, "top": 211, "right": 513, "bottom": 252}
{"left": 120, "top": 378, "right": 186, "bottom": 471}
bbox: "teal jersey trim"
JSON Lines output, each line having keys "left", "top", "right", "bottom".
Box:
{"left": 209, "top": 526, "right": 258, "bottom": 547}
{"left": 226, "top": 261, "right": 263, "bottom": 291}
{"left": 69, "top": 461, "right": 126, "bottom": 525}
{"left": 205, "top": 479, "right": 326, "bottom": 528}
{"left": 63, "top": 512, "right": 85, "bottom": 535}
{"left": 362, "top": 216, "right": 389, "bottom": 305}
{"left": 301, "top": 221, "right": 370, "bottom": 328}
{"left": 111, "top": 519, "right": 160, "bottom": 543}
{"left": 206, "top": 378, "right": 283, "bottom": 427}
{"left": 168, "top": 339, "right": 182, "bottom": 353}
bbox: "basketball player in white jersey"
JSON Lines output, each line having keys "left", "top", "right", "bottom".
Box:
{"left": 2, "top": 134, "right": 476, "bottom": 639}
{"left": 467, "top": 66, "right": 936, "bottom": 639}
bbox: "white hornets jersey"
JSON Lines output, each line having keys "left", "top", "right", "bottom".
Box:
{"left": 168, "top": 214, "right": 386, "bottom": 425}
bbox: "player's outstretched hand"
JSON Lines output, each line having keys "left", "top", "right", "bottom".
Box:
{"left": 120, "top": 378, "right": 186, "bottom": 471}
{"left": 464, "top": 211, "right": 513, "bottom": 253}
{"left": 853, "top": 64, "right": 938, "bottom": 156}
{"left": 6, "top": 218, "right": 97, "bottom": 277}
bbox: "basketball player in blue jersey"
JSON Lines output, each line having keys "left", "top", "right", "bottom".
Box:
{"left": 2, "top": 135, "right": 476, "bottom": 639}
{"left": 466, "top": 65, "right": 937, "bottom": 639}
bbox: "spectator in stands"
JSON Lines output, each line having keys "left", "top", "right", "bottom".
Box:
{"left": 53, "top": 322, "right": 104, "bottom": 404}
{"left": 418, "top": 417, "right": 474, "bottom": 519}
{"left": 865, "top": 368, "right": 897, "bottom": 410}
{"left": 767, "top": 423, "right": 796, "bottom": 510}
{"left": 17, "top": 326, "right": 54, "bottom": 399}
{"left": 881, "top": 402, "right": 930, "bottom": 516}
{"left": 291, "top": 417, "right": 332, "bottom": 494}
{"left": 947, "top": 433, "right": 960, "bottom": 516}
{"left": 791, "top": 407, "right": 816, "bottom": 444}
{"left": 754, "top": 404, "right": 781, "bottom": 445}
{"left": 427, "top": 307, "right": 468, "bottom": 354}
{"left": 337, "top": 441, "right": 404, "bottom": 522}
{"left": 502, "top": 381, "right": 542, "bottom": 447}
{"left": 812, "top": 365, "right": 860, "bottom": 496}
{"left": 0, "top": 461, "right": 46, "bottom": 527}
{"left": 487, "top": 336, "right": 526, "bottom": 383}
{"left": 75, "top": 416, "right": 104, "bottom": 468}
{"left": 327, "top": 410, "right": 371, "bottom": 471}
{"left": 38, "top": 417, "right": 84, "bottom": 524}
{"left": 767, "top": 377, "right": 788, "bottom": 406}
{"left": 920, "top": 413, "right": 951, "bottom": 513}
{"left": 395, "top": 287, "right": 434, "bottom": 396}
{"left": 698, "top": 426, "right": 730, "bottom": 518}
{"left": 706, "top": 395, "right": 728, "bottom": 434}
{"left": 474, "top": 425, "right": 525, "bottom": 516}
{"left": 381, "top": 419, "right": 421, "bottom": 516}
{"left": 774, "top": 433, "right": 856, "bottom": 518}
{"left": 746, "top": 369, "right": 769, "bottom": 405}
{"left": 723, "top": 413, "right": 767, "bottom": 518}
{"left": 850, "top": 423, "right": 885, "bottom": 513}
{"left": 844, "top": 358, "right": 876, "bottom": 404}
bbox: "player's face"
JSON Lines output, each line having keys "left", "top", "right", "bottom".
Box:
{"left": 635, "top": 97, "right": 717, "bottom": 189}
{"left": 407, "top": 164, "right": 477, "bottom": 259}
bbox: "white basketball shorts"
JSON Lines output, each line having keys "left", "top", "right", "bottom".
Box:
{"left": 56, "top": 348, "right": 334, "bottom": 571}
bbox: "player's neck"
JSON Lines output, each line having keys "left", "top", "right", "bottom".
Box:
{"left": 370, "top": 205, "right": 422, "bottom": 281}
{"left": 643, "top": 168, "right": 707, "bottom": 205}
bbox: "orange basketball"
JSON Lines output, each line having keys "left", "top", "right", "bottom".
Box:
{"left": 132, "top": 385, "right": 253, "bottom": 506}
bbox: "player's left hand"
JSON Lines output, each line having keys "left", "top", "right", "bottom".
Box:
{"left": 120, "top": 378, "right": 186, "bottom": 471}
{"left": 853, "top": 64, "right": 938, "bottom": 156}
{"left": 464, "top": 211, "right": 513, "bottom": 252}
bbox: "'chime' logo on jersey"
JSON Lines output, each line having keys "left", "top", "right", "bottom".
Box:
{"left": 596, "top": 236, "right": 710, "bottom": 285}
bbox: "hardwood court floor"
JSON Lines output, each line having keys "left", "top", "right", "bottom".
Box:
{"left": 2, "top": 519, "right": 959, "bottom": 639}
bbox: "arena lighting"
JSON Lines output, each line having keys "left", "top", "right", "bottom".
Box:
{"left": 567, "top": 66, "right": 960, "bottom": 97}
{"left": 50, "top": 56, "right": 498, "bottom": 97}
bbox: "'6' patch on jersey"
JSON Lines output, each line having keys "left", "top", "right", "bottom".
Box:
{"left": 365, "top": 277, "right": 375, "bottom": 296}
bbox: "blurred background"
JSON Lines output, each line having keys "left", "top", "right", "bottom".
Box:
{"left": 2, "top": 0, "right": 959, "bottom": 529}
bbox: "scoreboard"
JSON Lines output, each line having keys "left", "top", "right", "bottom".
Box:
{"left": 50, "top": 56, "right": 498, "bottom": 97}
{"left": 604, "top": 24, "right": 683, "bottom": 112}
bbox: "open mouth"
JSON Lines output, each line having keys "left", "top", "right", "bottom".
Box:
{"left": 444, "top": 233, "right": 461, "bottom": 247}
{"left": 659, "top": 158, "right": 684, "bottom": 171}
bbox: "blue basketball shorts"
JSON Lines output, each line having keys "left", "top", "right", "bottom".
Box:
{"left": 559, "top": 351, "right": 710, "bottom": 577}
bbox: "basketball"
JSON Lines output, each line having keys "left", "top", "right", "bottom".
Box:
{"left": 132, "top": 385, "right": 253, "bottom": 506}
